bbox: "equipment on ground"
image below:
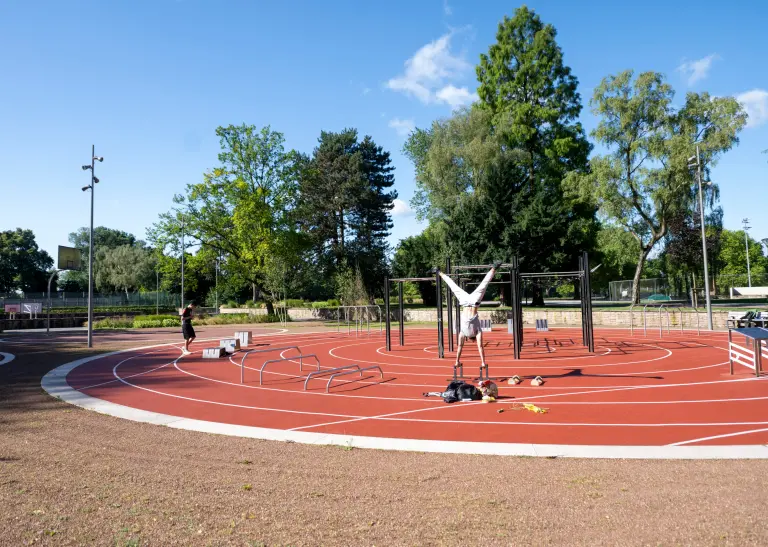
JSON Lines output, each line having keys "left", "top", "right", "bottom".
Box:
{"left": 203, "top": 347, "right": 226, "bottom": 359}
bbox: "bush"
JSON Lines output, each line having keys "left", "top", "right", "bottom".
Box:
{"left": 326, "top": 298, "right": 340, "bottom": 307}
{"left": 225, "top": 300, "right": 239, "bottom": 308}
{"left": 197, "top": 313, "right": 287, "bottom": 325}
{"left": 134, "top": 320, "right": 163, "bottom": 328}
{"left": 134, "top": 314, "right": 178, "bottom": 323}
{"left": 283, "top": 299, "right": 304, "bottom": 308}
{"left": 92, "top": 316, "right": 135, "bottom": 329}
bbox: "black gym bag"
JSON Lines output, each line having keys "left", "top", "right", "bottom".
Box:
{"left": 442, "top": 381, "right": 482, "bottom": 403}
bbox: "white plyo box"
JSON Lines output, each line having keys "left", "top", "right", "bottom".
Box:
{"left": 219, "top": 338, "right": 241, "bottom": 353}
{"left": 234, "top": 331, "right": 252, "bottom": 347}
{"left": 203, "top": 347, "right": 226, "bottom": 359}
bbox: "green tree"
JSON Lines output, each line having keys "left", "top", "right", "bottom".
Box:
{"left": 406, "top": 7, "right": 598, "bottom": 305}
{"left": 0, "top": 229, "right": 54, "bottom": 293}
{"left": 60, "top": 226, "right": 142, "bottom": 292}
{"left": 564, "top": 71, "right": 746, "bottom": 303}
{"left": 716, "top": 229, "right": 768, "bottom": 286}
{"left": 391, "top": 225, "right": 447, "bottom": 306}
{"left": 95, "top": 245, "right": 155, "bottom": 298}
{"left": 297, "top": 129, "right": 396, "bottom": 298}
{"left": 149, "top": 125, "right": 302, "bottom": 314}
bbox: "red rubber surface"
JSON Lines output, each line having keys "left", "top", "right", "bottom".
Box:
{"left": 65, "top": 327, "right": 768, "bottom": 447}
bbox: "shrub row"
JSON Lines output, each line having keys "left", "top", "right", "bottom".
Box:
{"left": 92, "top": 312, "right": 286, "bottom": 329}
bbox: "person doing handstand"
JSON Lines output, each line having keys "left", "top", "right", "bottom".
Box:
{"left": 437, "top": 262, "right": 501, "bottom": 375}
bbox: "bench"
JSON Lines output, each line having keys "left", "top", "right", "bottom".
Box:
{"left": 727, "top": 311, "right": 768, "bottom": 329}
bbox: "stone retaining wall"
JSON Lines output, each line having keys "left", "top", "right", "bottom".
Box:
{"left": 221, "top": 307, "right": 728, "bottom": 330}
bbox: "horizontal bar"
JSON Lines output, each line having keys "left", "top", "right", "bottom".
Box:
{"left": 520, "top": 272, "right": 583, "bottom": 278}
{"left": 390, "top": 277, "right": 435, "bottom": 282}
{"left": 452, "top": 264, "right": 512, "bottom": 270}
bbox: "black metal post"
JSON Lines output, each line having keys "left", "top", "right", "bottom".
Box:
{"left": 446, "top": 257, "right": 454, "bottom": 353}
{"left": 583, "top": 251, "right": 595, "bottom": 352}
{"left": 511, "top": 256, "right": 522, "bottom": 359}
{"left": 398, "top": 281, "right": 404, "bottom": 346}
{"left": 384, "top": 276, "right": 391, "bottom": 351}
{"left": 579, "top": 255, "right": 586, "bottom": 346}
{"left": 436, "top": 270, "right": 444, "bottom": 358}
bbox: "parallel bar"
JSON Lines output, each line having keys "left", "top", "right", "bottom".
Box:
{"left": 304, "top": 364, "right": 361, "bottom": 390}
{"left": 325, "top": 365, "right": 384, "bottom": 393}
{"left": 240, "top": 345, "right": 303, "bottom": 384}
{"left": 390, "top": 277, "right": 435, "bottom": 282}
{"left": 259, "top": 354, "right": 319, "bottom": 385}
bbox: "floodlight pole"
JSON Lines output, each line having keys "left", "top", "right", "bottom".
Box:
{"left": 180, "top": 214, "right": 185, "bottom": 308}
{"left": 693, "top": 144, "right": 713, "bottom": 330}
{"left": 742, "top": 218, "right": 752, "bottom": 287}
{"left": 87, "top": 145, "right": 96, "bottom": 347}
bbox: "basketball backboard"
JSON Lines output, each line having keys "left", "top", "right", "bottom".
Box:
{"left": 57, "top": 246, "right": 82, "bottom": 270}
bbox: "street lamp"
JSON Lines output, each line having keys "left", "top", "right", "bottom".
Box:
{"left": 688, "top": 144, "right": 713, "bottom": 330}
{"left": 81, "top": 145, "right": 103, "bottom": 348}
{"left": 742, "top": 218, "right": 752, "bottom": 287}
{"left": 180, "top": 213, "right": 185, "bottom": 309}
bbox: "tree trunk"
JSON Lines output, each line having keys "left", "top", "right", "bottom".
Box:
{"left": 265, "top": 300, "right": 275, "bottom": 315}
{"left": 631, "top": 246, "right": 653, "bottom": 304}
{"left": 252, "top": 283, "right": 257, "bottom": 302}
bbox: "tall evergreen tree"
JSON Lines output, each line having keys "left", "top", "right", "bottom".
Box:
{"left": 297, "top": 130, "right": 396, "bottom": 298}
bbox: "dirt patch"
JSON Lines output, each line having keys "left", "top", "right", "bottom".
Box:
{"left": 1, "top": 327, "right": 767, "bottom": 546}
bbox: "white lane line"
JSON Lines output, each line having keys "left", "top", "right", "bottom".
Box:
{"left": 79, "top": 347, "right": 182, "bottom": 390}
{"left": 0, "top": 352, "right": 16, "bottom": 366}
{"left": 668, "top": 427, "right": 768, "bottom": 446}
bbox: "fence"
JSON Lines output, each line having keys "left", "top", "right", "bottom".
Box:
{"left": 0, "top": 291, "right": 182, "bottom": 309}
{"left": 608, "top": 278, "right": 673, "bottom": 302}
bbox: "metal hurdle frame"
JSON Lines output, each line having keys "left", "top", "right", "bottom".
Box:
{"left": 239, "top": 345, "right": 305, "bottom": 384}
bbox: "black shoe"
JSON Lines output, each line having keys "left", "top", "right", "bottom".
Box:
{"left": 429, "top": 267, "right": 440, "bottom": 275}
{"left": 492, "top": 261, "right": 502, "bottom": 269}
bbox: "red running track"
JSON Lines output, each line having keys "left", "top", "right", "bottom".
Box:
{"left": 53, "top": 327, "right": 768, "bottom": 454}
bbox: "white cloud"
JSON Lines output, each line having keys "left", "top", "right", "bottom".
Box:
{"left": 736, "top": 89, "right": 768, "bottom": 127}
{"left": 362, "top": 87, "right": 371, "bottom": 95}
{"left": 443, "top": 0, "right": 452, "bottom": 16}
{"left": 388, "top": 117, "right": 416, "bottom": 137}
{"left": 435, "top": 84, "right": 475, "bottom": 108}
{"left": 391, "top": 198, "right": 414, "bottom": 217}
{"left": 677, "top": 54, "right": 719, "bottom": 86}
{"left": 386, "top": 33, "right": 472, "bottom": 106}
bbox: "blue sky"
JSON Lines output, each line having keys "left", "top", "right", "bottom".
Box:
{"left": 1, "top": 0, "right": 767, "bottom": 264}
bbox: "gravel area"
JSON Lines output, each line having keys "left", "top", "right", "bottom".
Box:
{"left": 1, "top": 327, "right": 768, "bottom": 546}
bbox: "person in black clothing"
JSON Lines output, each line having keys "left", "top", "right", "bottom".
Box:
{"left": 180, "top": 301, "right": 197, "bottom": 354}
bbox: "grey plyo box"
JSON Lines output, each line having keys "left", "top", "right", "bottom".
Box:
{"left": 234, "top": 331, "right": 252, "bottom": 347}
{"left": 203, "top": 347, "right": 226, "bottom": 359}
{"left": 219, "top": 338, "right": 241, "bottom": 353}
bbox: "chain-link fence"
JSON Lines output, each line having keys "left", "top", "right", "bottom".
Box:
{"left": 608, "top": 278, "right": 673, "bottom": 301}
{"left": 0, "top": 291, "right": 182, "bottom": 309}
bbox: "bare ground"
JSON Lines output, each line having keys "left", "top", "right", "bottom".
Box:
{"left": 1, "top": 326, "right": 767, "bottom": 546}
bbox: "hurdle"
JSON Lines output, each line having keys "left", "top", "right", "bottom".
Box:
{"left": 303, "top": 364, "right": 384, "bottom": 392}
{"left": 728, "top": 327, "right": 768, "bottom": 378}
{"left": 259, "top": 354, "right": 320, "bottom": 385}
{"left": 480, "top": 319, "right": 492, "bottom": 332}
{"left": 239, "top": 346, "right": 305, "bottom": 384}
{"left": 535, "top": 319, "right": 549, "bottom": 332}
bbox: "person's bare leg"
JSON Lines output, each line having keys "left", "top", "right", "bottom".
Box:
{"left": 477, "top": 331, "right": 487, "bottom": 368}
{"left": 439, "top": 272, "right": 472, "bottom": 306}
{"left": 467, "top": 266, "right": 498, "bottom": 305}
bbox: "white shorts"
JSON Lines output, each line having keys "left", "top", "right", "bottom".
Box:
{"left": 461, "top": 315, "right": 481, "bottom": 339}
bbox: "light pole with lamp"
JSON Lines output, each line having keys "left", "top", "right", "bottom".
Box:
{"left": 81, "top": 145, "right": 103, "bottom": 348}
{"left": 180, "top": 213, "right": 185, "bottom": 309}
{"left": 688, "top": 144, "right": 713, "bottom": 330}
{"left": 742, "top": 218, "right": 752, "bottom": 287}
